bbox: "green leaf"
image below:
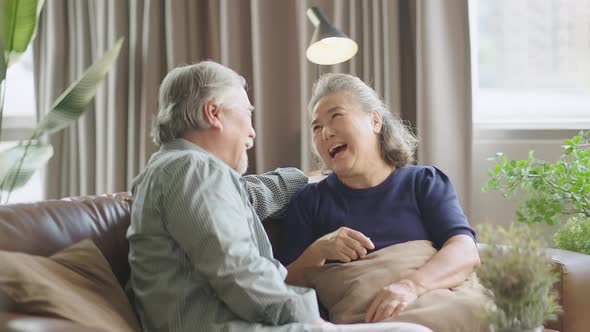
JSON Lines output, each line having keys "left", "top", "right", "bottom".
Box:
{"left": 0, "top": 142, "right": 53, "bottom": 191}
{"left": 573, "top": 135, "right": 582, "bottom": 144}
{"left": 547, "top": 216, "right": 557, "bottom": 225}
{"left": 489, "top": 179, "right": 498, "bottom": 188}
{"left": 494, "top": 164, "right": 502, "bottom": 174}
{"left": 35, "top": 37, "right": 124, "bottom": 135}
{"left": 0, "top": 0, "right": 6, "bottom": 81}
{"left": 3, "top": 0, "right": 44, "bottom": 64}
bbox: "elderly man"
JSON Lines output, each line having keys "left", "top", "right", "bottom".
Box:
{"left": 127, "top": 61, "right": 431, "bottom": 332}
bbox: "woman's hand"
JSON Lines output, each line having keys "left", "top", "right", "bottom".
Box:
{"left": 364, "top": 235, "right": 479, "bottom": 323}
{"left": 285, "top": 227, "right": 374, "bottom": 287}
{"left": 312, "top": 227, "right": 375, "bottom": 263}
{"left": 365, "top": 279, "right": 421, "bottom": 323}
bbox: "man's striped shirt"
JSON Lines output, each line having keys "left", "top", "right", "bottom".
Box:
{"left": 127, "top": 139, "right": 320, "bottom": 332}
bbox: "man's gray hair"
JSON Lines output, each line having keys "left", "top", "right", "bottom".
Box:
{"left": 308, "top": 73, "right": 418, "bottom": 169}
{"left": 152, "top": 61, "right": 246, "bottom": 146}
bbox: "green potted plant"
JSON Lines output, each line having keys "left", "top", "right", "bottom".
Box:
{"left": 477, "top": 223, "right": 561, "bottom": 332}
{"left": 483, "top": 131, "right": 590, "bottom": 254}
{"left": 0, "top": 0, "right": 123, "bottom": 203}
{"left": 553, "top": 215, "right": 590, "bottom": 255}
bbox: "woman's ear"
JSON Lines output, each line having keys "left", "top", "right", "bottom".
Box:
{"left": 371, "top": 111, "right": 383, "bottom": 134}
{"left": 202, "top": 100, "right": 223, "bottom": 130}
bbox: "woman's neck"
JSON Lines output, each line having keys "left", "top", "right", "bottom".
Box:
{"left": 337, "top": 160, "right": 395, "bottom": 189}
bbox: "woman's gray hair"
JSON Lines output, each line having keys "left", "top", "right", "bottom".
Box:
{"left": 308, "top": 73, "right": 418, "bottom": 168}
{"left": 152, "top": 61, "right": 246, "bottom": 146}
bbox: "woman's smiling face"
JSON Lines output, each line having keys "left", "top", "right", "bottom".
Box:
{"left": 311, "top": 91, "right": 383, "bottom": 177}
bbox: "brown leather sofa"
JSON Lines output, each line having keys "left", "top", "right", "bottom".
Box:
{"left": 1, "top": 193, "right": 589, "bottom": 332}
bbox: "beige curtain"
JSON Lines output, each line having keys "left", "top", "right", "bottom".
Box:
{"left": 34, "top": 0, "right": 152, "bottom": 198}
{"left": 413, "top": 1, "right": 473, "bottom": 215}
{"left": 34, "top": 0, "right": 472, "bottom": 215}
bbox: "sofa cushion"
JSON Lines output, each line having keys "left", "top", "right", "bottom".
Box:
{"left": 305, "top": 240, "right": 490, "bottom": 331}
{"left": 0, "top": 239, "right": 141, "bottom": 332}
{"left": 0, "top": 193, "right": 133, "bottom": 286}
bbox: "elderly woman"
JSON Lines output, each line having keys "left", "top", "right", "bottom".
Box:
{"left": 278, "top": 73, "right": 481, "bottom": 324}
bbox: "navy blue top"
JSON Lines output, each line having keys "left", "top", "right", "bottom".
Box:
{"left": 277, "top": 165, "right": 476, "bottom": 266}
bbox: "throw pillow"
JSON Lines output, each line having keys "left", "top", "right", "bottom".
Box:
{"left": 305, "top": 240, "right": 490, "bottom": 332}
{"left": 0, "top": 239, "right": 141, "bottom": 332}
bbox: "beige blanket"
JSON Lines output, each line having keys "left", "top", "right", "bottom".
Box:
{"left": 305, "top": 240, "right": 490, "bottom": 332}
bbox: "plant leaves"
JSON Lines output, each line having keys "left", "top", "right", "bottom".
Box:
{"left": 35, "top": 36, "right": 124, "bottom": 135}
{"left": 0, "top": 142, "right": 53, "bottom": 191}
{"left": 3, "top": 0, "right": 44, "bottom": 65}
{"left": 494, "top": 164, "right": 501, "bottom": 174}
{"left": 573, "top": 135, "right": 582, "bottom": 144}
{"left": 0, "top": 0, "right": 6, "bottom": 82}
{"left": 29, "top": 0, "right": 44, "bottom": 46}
{"left": 483, "top": 131, "right": 590, "bottom": 226}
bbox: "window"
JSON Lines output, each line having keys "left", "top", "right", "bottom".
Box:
{"left": 3, "top": 45, "right": 36, "bottom": 137}
{"left": 470, "top": 0, "right": 590, "bottom": 129}
{"left": 1, "top": 45, "right": 43, "bottom": 203}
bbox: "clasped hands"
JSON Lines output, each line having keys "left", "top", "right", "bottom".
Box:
{"left": 310, "top": 227, "right": 422, "bottom": 323}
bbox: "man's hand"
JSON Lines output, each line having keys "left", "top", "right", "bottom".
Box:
{"left": 365, "top": 279, "right": 421, "bottom": 323}
{"left": 312, "top": 227, "right": 375, "bottom": 263}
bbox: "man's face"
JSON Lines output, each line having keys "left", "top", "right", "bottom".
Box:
{"left": 219, "top": 88, "right": 255, "bottom": 174}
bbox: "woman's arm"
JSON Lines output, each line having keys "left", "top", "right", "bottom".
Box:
{"left": 403, "top": 234, "right": 480, "bottom": 294}
{"left": 404, "top": 166, "right": 480, "bottom": 293}
{"left": 285, "top": 227, "right": 375, "bottom": 287}
{"left": 365, "top": 234, "right": 480, "bottom": 322}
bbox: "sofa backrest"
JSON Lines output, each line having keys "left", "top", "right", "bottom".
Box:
{"left": 0, "top": 193, "right": 133, "bottom": 286}
{"left": 3, "top": 194, "right": 590, "bottom": 331}
{"left": 0, "top": 193, "right": 280, "bottom": 288}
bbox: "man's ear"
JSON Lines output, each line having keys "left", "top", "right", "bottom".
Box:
{"left": 202, "top": 99, "right": 223, "bottom": 130}
{"left": 371, "top": 111, "right": 383, "bottom": 134}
